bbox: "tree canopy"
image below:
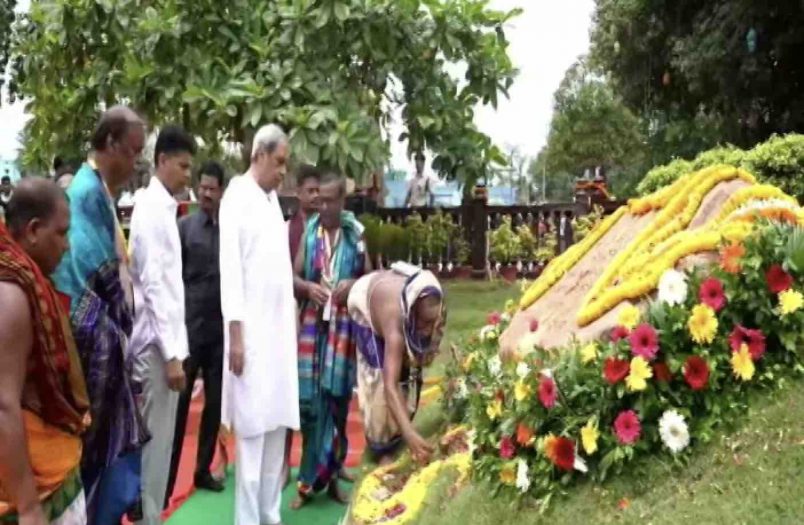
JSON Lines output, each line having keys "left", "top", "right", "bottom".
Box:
{"left": 7, "top": 0, "right": 519, "bottom": 183}
{"left": 590, "top": 0, "right": 804, "bottom": 151}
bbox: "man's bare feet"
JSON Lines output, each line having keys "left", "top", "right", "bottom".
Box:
{"left": 338, "top": 468, "right": 355, "bottom": 483}
{"left": 327, "top": 481, "right": 350, "bottom": 504}
{"left": 289, "top": 494, "right": 309, "bottom": 511}
{"left": 378, "top": 454, "right": 395, "bottom": 466}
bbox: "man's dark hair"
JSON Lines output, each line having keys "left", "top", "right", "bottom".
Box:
{"left": 90, "top": 105, "right": 145, "bottom": 152}
{"left": 5, "top": 178, "right": 66, "bottom": 237}
{"left": 1, "top": 176, "right": 10, "bottom": 184}
{"left": 319, "top": 168, "right": 346, "bottom": 197}
{"left": 154, "top": 125, "right": 197, "bottom": 166}
{"left": 296, "top": 163, "right": 321, "bottom": 187}
{"left": 197, "top": 160, "right": 225, "bottom": 188}
{"left": 53, "top": 156, "right": 64, "bottom": 172}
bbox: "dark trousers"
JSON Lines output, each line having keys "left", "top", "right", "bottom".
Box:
{"left": 164, "top": 341, "right": 223, "bottom": 505}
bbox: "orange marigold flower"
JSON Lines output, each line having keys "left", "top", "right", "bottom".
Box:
{"left": 720, "top": 243, "right": 745, "bottom": 274}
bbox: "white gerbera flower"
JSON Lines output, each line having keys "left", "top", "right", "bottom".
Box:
{"left": 467, "top": 429, "right": 478, "bottom": 455}
{"left": 516, "top": 332, "right": 538, "bottom": 358}
{"left": 487, "top": 355, "right": 502, "bottom": 377}
{"left": 573, "top": 453, "right": 588, "bottom": 473}
{"left": 500, "top": 312, "right": 511, "bottom": 324}
{"left": 515, "top": 459, "right": 530, "bottom": 493}
{"left": 454, "top": 378, "right": 468, "bottom": 399}
{"left": 516, "top": 361, "right": 531, "bottom": 380}
{"left": 479, "top": 325, "right": 497, "bottom": 342}
{"left": 659, "top": 409, "right": 690, "bottom": 454}
{"left": 658, "top": 269, "right": 688, "bottom": 306}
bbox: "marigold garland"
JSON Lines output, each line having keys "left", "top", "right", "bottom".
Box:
{"left": 519, "top": 206, "right": 627, "bottom": 310}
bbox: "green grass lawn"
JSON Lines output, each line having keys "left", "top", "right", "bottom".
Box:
{"left": 402, "top": 282, "right": 804, "bottom": 525}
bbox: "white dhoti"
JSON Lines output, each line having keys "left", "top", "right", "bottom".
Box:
{"left": 235, "top": 429, "right": 287, "bottom": 525}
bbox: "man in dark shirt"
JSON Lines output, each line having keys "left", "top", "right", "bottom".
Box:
{"left": 288, "top": 164, "right": 321, "bottom": 262}
{"left": 165, "top": 160, "right": 226, "bottom": 502}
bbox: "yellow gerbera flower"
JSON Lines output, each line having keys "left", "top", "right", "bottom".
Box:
{"left": 462, "top": 352, "right": 477, "bottom": 372}
{"left": 779, "top": 289, "right": 804, "bottom": 315}
{"left": 500, "top": 463, "right": 517, "bottom": 485}
{"left": 505, "top": 299, "right": 517, "bottom": 315}
{"left": 580, "top": 342, "right": 599, "bottom": 364}
{"left": 580, "top": 419, "right": 600, "bottom": 455}
{"left": 617, "top": 304, "right": 641, "bottom": 330}
{"left": 514, "top": 380, "right": 531, "bottom": 402}
{"left": 731, "top": 343, "right": 755, "bottom": 381}
{"left": 486, "top": 398, "right": 503, "bottom": 420}
{"left": 687, "top": 304, "right": 718, "bottom": 344}
{"left": 625, "top": 356, "right": 653, "bottom": 392}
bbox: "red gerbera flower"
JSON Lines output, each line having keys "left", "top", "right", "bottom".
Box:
{"left": 544, "top": 435, "right": 575, "bottom": 471}
{"left": 538, "top": 376, "right": 557, "bottom": 409}
{"left": 613, "top": 410, "right": 641, "bottom": 445}
{"left": 728, "top": 325, "right": 766, "bottom": 361}
{"left": 699, "top": 277, "right": 726, "bottom": 311}
{"left": 653, "top": 361, "right": 672, "bottom": 383}
{"left": 610, "top": 325, "right": 630, "bottom": 343}
{"left": 766, "top": 264, "right": 793, "bottom": 294}
{"left": 487, "top": 311, "right": 502, "bottom": 325}
{"left": 499, "top": 436, "right": 516, "bottom": 459}
{"left": 603, "top": 357, "right": 630, "bottom": 385}
{"left": 683, "top": 356, "right": 710, "bottom": 391}
{"left": 629, "top": 323, "right": 659, "bottom": 360}
{"left": 530, "top": 319, "right": 539, "bottom": 332}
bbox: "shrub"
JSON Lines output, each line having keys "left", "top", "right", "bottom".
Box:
{"left": 636, "top": 134, "right": 804, "bottom": 198}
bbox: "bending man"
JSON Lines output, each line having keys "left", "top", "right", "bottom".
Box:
{"left": 347, "top": 263, "right": 446, "bottom": 465}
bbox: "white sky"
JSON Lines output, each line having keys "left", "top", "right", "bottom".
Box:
{"left": 0, "top": 0, "right": 595, "bottom": 171}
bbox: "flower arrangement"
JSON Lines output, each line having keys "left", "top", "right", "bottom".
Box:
{"left": 447, "top": 221, "right": 804, "bottom": 509}
{"left": 350, "top": 427, "right": 472, "bottom": 525}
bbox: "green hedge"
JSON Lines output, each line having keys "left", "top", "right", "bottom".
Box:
{"left": 636, "top": 134, "right": 804, "bottom": 197}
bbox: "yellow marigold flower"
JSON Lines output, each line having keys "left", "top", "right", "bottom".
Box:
{"left": 617, "top": 304, "right": 641, "bottom": 330}
{"left": 499, "top": 463, "right": 517, "bottom": 486}
{"left": 580, "top": 342, "right": 599, "bottom": 364}
{"left": 580, "top": 419, "right": 600, "bottom": 455}
{"left": 779, "top": 289, "right": 804, "bottom": 315}
{"left": 625, "top": 356, "right": 653, "bottom": 392}
{"left": 486, "top": 398, "right": 503, "bottom": 421}
{"left": 731, "top": 344, "right": 755, "bottom": 381}
{"left": 514, "top": 380, "right": 531, "bottom": 402}
{"left": 687, "top": 304, "right": 718, "bottom": 344}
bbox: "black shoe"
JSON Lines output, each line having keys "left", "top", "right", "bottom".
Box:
{"left": 126, "top": 500, "right": 143, "bottom": 521}
{"left": 194, "top": 472, "right": 225, "bottom": 492}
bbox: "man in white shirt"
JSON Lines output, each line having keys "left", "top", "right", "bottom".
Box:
{"left": 405, "top": 152, "right": 432, "bottom": 208}
{"left": 219, "top": 124, "right": 300, "bottom": 525}
{"left": 128, "top": 125, "right": 196, "bottom": 525}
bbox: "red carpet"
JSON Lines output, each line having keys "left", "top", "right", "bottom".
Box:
{"left": 162, "top": 387, "right": 366, "bottom": 520}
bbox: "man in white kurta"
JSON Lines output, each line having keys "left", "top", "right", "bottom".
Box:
{"left": 219, "top": 124, "right": 300, "bottom": 525}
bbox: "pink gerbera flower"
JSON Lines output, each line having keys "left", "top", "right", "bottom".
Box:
{"left": 610, "top": 326, "right": 630, "bottom": 343}
{"left": 699, "top": 277, "right": 726, "bottom": 311}
{"left": 613, "top": 410, "right": 641, "bottom": 445}
{"left": 728, "top": 325, "right": 766, "bottom": 361}
{"left": 538, "top": 375, "right": 557, "bottom": 409}
{"left": 629, "top": 323, "right": 659, "bottom": 361}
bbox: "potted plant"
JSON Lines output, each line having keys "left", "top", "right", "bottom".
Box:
{"left": 426, "top": 211, "right": 453, "bottom": 276}
{"left": 380, "top": 223, "right": 410, "bottom": 267}
{"left": 516, "top": 224, "right": 537, "bottom": 278}
{"left": 405, "top": 213, "right": 428, "bottom": 266}
{"left": 358, "top": 213, "right": 383, "bottom": 268}
{"left": 453, "top": 233, "right": 472, "bottom": 279}
{"left": 489, "top": 216, "right": 522, "bottom": 282}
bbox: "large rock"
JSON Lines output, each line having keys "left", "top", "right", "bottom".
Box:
{"left": 500, "top": 179, "right": 751, "bottom": 353}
